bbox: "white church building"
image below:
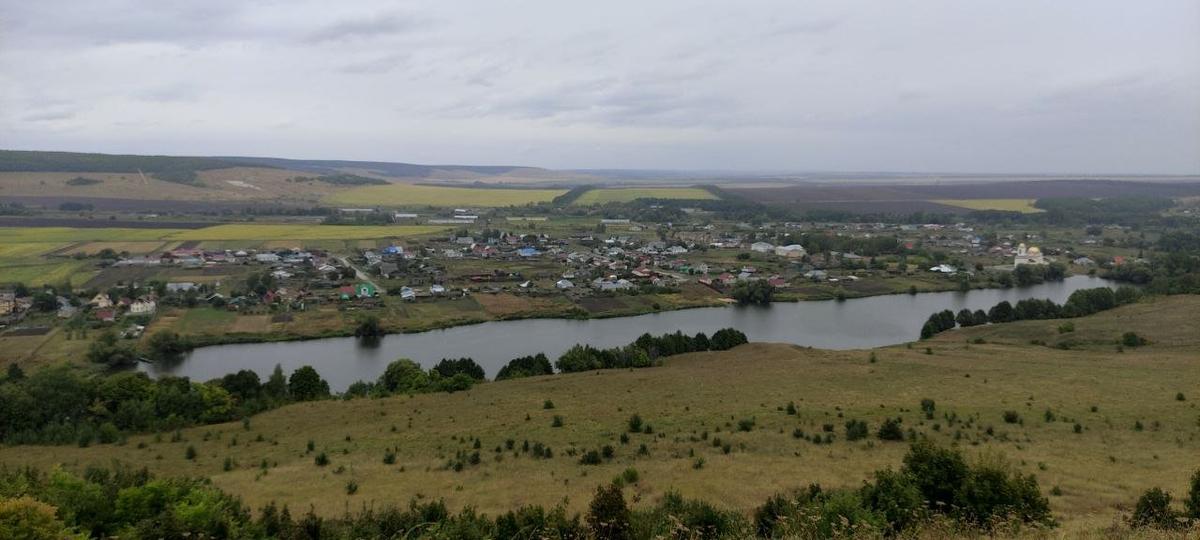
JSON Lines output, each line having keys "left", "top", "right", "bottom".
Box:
{"left": 1013, "top": 243, "right": 1046, "bottom": 268}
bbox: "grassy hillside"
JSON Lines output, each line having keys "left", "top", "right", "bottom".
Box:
{"left": 1, "top": 296, "right": 1197, "bottom": 534}
{"left": 325, "top": 183, "right": 567, "bottom": 207}
{"left": 573, "top": 187, "right": 719, "bottom": 204}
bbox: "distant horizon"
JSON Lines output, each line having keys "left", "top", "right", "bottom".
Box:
{"left": 3, "top": 147, "right": 1197, "bottom": 180}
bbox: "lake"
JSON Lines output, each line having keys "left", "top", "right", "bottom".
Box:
{"left": 141, "top": 275, "right": 1116, "bottom": 391}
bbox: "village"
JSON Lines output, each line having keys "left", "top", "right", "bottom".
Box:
{"left": 0, "top": 209, "right": 1142, "bottom": 348}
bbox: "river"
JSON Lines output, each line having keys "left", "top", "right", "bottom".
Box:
{"left": 140, "top": 275, "right": 1116, "bottom": 391}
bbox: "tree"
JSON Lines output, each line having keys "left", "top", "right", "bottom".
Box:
{"left": 31, "top": 291, "right": 57, "bottom": 312}
{"left": 495, "top": 353, "right": 553, "bottom": 380}
{"left": 731, "top": 280, "right": 773, "bottom": 305}
{"left": 0, "top": 497, "right": 81, "bottom": 540}
{"left": 987, "top": 301, "right": 1015, "bottom": 323}
{"left": 902, "top": 439, "right": 968, "bottom": 509}
{"left": 288, "top": 366, "right": 329, "bottom": 401}
{"left": 587, "top": 484, "right": 631, "bottom": 540}
{"left": 354, "top": 316, "right": 383, "bottom": 339}
{"left": 379, "top": 359, "right": 428, "bottom": 393}
{"left": 431, "top": 358, "right": 485, "bottom": 381}
{"left": 710, "top": 328, "right": 748, "bottom": 350}
{"left": 145, "top": 331, "right": 191, "bottom": 360}
{"left": 877, "top": 418, "right": 904, "bottom": 441}
{"left": 955, "top": 309, "right": 976, "bottom": 328}
{"left": 86, "top": 332, "right": 138, "bottom": 368}
{"left": 860, "top": 468, "right": 925, "bottom": 533}
{"left": 263, "top": 364, "right": 288, "bottom": 399}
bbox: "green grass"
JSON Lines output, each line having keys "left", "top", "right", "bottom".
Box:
{"left": 324, "top": 184, "right": 567, "bottom": 207}
{"left": 0, "top": 260, "right": 98, "bottom": 286}
{"left": 574, "top": 187, "right": 718, "bottom": 205}
{"left": 934, "top": 199, "right": 1043, "bottom": 213}
{"left": 3, "top": 296, "right": 1197, "bottom": 535}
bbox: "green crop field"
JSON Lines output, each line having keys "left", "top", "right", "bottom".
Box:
{"left": 4, "top": 296, "right": 1197, "bottom": 535}
{"left": 0, "top": 227, "right": 188, "bottom": 243}
{"left": 574, "top": 187, "right": 718, "bottom": 204}
{"left": 325, "top": 183, "right": 567, "bottom": 207}
{"left": 934, "top": 198, "right": 1043, "bottom": 213}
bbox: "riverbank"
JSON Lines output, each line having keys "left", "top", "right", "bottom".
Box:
{"left": 140, "top": 275, "right": 1116, "bottom": 391}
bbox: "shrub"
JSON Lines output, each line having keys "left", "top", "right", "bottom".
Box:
{"left": 543, "top": 399, "right": 555, "bottom": 409}
{"left": 579, "top": 450, "right": 602, "bottom": 465}
{"left": 877, "top": 418, "right": 904, "bottom": 441}
{"left": 737, "top": 418, "right": 755, "bottom": 432}
{"left": 346, "top": 481, "right": 358, "bottom": 495}
{"left": 1130, "top": 487, "right": 1180, "bottom": 529}
{"left": 551, "top": 415, "right": 564, "bottom": 427}
{"left": 621, "top": 467, "right": 639, "bottom": 485}
{"left": 1002, "top": 410, "right": 1021, "bottom": 424}
{"left": 587, "top": 484, "right": 631, "bottom": 540}
{"left": 916, "top": 398, "right": 936, "bottom": 420}
{"left": 627, "top": 414, "right": 643, "bottom": 433}
{"left": 315, "top": 452, "right": 329, "bottom": 466}
{"left": 844, "top": 420, "right": 869, "bottom": 441}
{"left": 1176, "top": 392, "right": 1186, "bottom": 402}
{"left": 860, "top": 468, "right": 926, "bottom": 533}
{"left": 185, "top": 445, "right": 197, "bottom": 460}
{"left": 1186, "top": 469, "right": 1200, "bottom": 520}
{"left": 383, "top": 450, "right": 396, "bottom": 464}
{"left": 1122, "top": 332, "right": 1148, "bottom": 347}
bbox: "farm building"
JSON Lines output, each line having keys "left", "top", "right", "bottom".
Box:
{"left": 774, "top": 244, "right": 806, "bottom": 258}
{"left": 751, "top": 242, "right": 775, "bottom": 253}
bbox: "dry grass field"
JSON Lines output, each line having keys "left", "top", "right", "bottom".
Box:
{"left": 573, "top": 187, "right": 718, "bottom": 204}
{"left": 325, "top": 183, "right": 567, "bottom": 207}
{"left": 1, "top": 296, "right": 1197, "bottom": 535}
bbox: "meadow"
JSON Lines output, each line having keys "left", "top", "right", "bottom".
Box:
{"left": 573, "top": 187, "right": 718, "bottom": 204}
{"left": 933, "top": 199, "right": 1043, "bottom": 213}
{"left": 3, "top": 296, "right": 1196, "bottom": 535}
{"left": 324, "top": 183, "right": 567, "bottom": 207}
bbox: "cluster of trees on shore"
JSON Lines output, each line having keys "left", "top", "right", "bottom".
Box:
{"left": 9, "top": 439, "right": 1161, "bottom": 539}
{"left": 920, "top": 286, "right": 1141, "bottom": 339}
{"left": 554, "top": 329, "right": 748, "bottom": 373}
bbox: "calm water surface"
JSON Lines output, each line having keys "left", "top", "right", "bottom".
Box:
{"left": 141, "top": 275, "right": 1116, "bottom": 390}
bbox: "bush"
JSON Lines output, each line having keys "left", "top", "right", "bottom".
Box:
{"left": 543, "top": 399, "right": 555, "bottom": 409}
{"left": 877, "top": 418, "right": 904, "bottom": 441}
{"left": 587, "top": 484, "right": 631, "bottom": 540}
{"left": 1130, "top": 487, "right": 1180, "bottom": 529}
{"left": 551, "top": 415, "right": 563, "bottom": 427}
{"left": 920, "top": 398, "right": 936, "bottom": 419}
{"left": 627, "top": 414, "right": 643, "bottom": 433}
{"left": 860, "top": 468, "right": 925, "bottom": 533}
{"left": 1187, "top": 469, "right": 1200, "bottom": 520}
{"left": 845, "top": 420, "right": 869, "bottom": 441}
{"left": 1121, "top": 332, "right": 1148, "bottom": 347}
{"left": 185, "top": 445, "right": 197, "bottom": 460}
{"left": 1002, "top": 410, "right": 1021, "bottom": 424}
{"left": 315, "top": 452, "right": 329, "bottom": 466}
{"left": 737, "top": 418, "right": 755, "bottom": 432}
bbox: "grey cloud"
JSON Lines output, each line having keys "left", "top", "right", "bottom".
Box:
{"left": 303, "top": 13, "right": 425, "bottom": 44}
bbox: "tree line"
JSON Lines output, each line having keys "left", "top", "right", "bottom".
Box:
{"left": 920, "top": 286, "right": 1141, "bottom": 339}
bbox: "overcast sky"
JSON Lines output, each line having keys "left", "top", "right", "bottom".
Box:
{"left": 2, "top": 1, "right": 1197, "bottom": 174}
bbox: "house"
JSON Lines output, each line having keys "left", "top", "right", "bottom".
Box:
{"left": 443, "top": 249, "right": 464, "bottom": 259}
{"left": 774, "top": 244, "right": 806, "bottom": 258}
{"left": 767, "top": 276, "right": 787, "bottom": 288}
{"left": 255, "top": 253, "right": 281, "bottom": 263}
{"left": 750, "top": 241, "right": 775, "bottom": 253}
{"left": 803, "top": 269, "right": 828, "bottom": 281}
{"left": 90, "top": 293, "right": 113, "bottom": 308}
{"left": 56, "top": 297, "right": 77, "bottom": 318}
{"left": 399, "top": 286, "right": 416, "bottom": 301}
{"left": 929, "top": 264, "right": 957, "bottom": 274}
{"left": 129, "top": 299, "right": 157, "bottom": 315}
{"left": 95, "top": 309, "right": 116, "bottom": 323}
{"left": 592, "top": 278, "right": 634, "bottom": 291}
{"left": 555, "top": 279, "right": 575, "bottom": 289}
{"left": 354, "top": 282, "right": 377, "bottom": 298}
{"left": 1072, "top": 256, "right": 1095, "bottom": 266}
{"left": 430, "top": 284, "right": 446, "bottom": 295}
{"left": 0, "top": 292, "right": 16, "bottom": 315}
{"left": 378, "top": 262, "right": 400, "bottom": 279}
{"left": 517, "top": 247, "right": 541, "bottom": 257}
{"left": 166, "top": 282, "right": 197, "bottom": 293}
